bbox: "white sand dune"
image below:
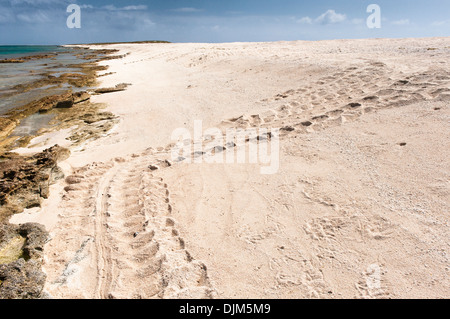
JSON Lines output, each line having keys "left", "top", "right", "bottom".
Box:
{"left": 11, "top": 38, "right": 450, "bottom": 298}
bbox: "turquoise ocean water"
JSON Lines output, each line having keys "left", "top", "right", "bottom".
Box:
{"left": 0, "top": 45, "right": 65, "bottom": 57}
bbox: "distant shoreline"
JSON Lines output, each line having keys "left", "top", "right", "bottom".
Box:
{"left": 65, "top": 40, "right": 171, "bottom": 46}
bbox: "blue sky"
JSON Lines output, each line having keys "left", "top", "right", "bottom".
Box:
{"left": 0, "top": 0, "right": 449, "bottom": 44}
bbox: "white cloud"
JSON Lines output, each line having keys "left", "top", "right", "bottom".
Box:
{"left": 101, "top": 4, "right": 114, "bottom": 10}
{"left": 102, "top": 4, "right": 148, "bottom": 11}
{"left": 296, "top": 9, "right": 347, "bottom": 25}
{"left": 8, "top": 0, "right": 69, "bottom": 6}
{"left": 392, "top": 19, "right": 410, "bottom": 25}
{"left": 16, "top": 10, "right": 50, "bottom": 23}
{"left": 315, "top": 10, "right": 347, "bottom": 25}
{"left": 297, "top": 16, "right": 312, "bottom": 24}
{"left": 431, "top": 20, "right": 449, "bottom": 26}
{"left": 82, "top": 7, "right": 155, "bottom": 31}
{"left": 172, "top": 7, "right": 203, "bottom": 13}
{"left": 0, "top": 9, "right": 15, "bottom": 23}
{"left": 123, "top": 5, "right": 147, "bottom": 11}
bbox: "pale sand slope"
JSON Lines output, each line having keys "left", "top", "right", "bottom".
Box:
{"left": 11, "top": 38, "right": 450, "bottom": 298}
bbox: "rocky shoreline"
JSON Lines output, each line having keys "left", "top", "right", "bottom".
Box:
{"left": 0, "top": 53, "right": 58, "bottom": 64}
{"left": 0, "top": 223, "right": 48, "bottom": 298}
{"left": 0, "top": 145, "right": 70, "bottom": 222}
{"left": 0, "top": 48, "right": 127, "bottom": 299}
{"left": 0, "top": 48, "right": 126, "bottom": 153}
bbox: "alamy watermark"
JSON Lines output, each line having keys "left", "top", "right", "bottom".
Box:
{"left": 66, "top": 4, "right": 81, "bottom": 29}
{"left": 170, "top": 121, "right": 280, "bottom": 175}
{"left": 367, "top": 4, "right": 381, "bottom": 29}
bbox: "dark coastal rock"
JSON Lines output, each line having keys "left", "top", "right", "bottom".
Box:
{"left": 66, "top": 114, "right": 119, "bottom": 147}
{"left": 0, "top": 54, "right": 56, "bottom": 64}
{"left": 55, "top": 97, "right": 74, "bottom": 109}
{"left": 36, "top": 91, "right": 90, "bottom": 112}
{"left": 36, "top": 93, "right": 74, "bottom": 113}
{"left": 94, "top": 83, "right": 130, "bottom": 94}
{"left": 98, "top": 72, "right": 116, "bottom": 77}
{"left": 0, "top": 59, "right": 24, "bottom": 64}
{"left": 0, "top": 145, "right": 70, "bottom": 222}
{"left": 0, "top": 118, "right": 18, "bottom": 139}
{"left": 79, "top": 111, "right": 116, "bottom": 124}
{"left": 72, "top": 91, "right": 90, "bottom": 104}
{"left": 0, "top": 223, "right": 48, "bottom": 299}
{"left": 36, "top": 97, "right": 57, "bottom": 113}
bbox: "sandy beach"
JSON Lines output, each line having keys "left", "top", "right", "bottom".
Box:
{"left": 6, "top": 38, "right": 450, "bottom": 298}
